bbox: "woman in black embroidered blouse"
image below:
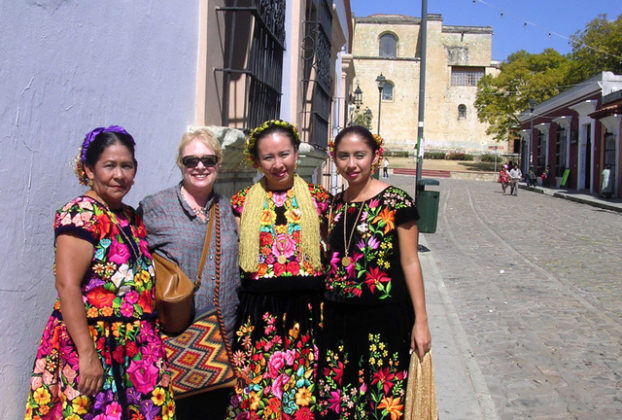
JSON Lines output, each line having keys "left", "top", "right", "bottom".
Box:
{"left": 318, "top": 126, "right": 431, "bottom": 419}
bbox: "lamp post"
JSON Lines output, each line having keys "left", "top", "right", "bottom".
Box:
{"left": 528, "top": 99, "right": 536, "bottom": 174}
{"left": 375, "top": 73, "right": 386, "bottom": 136}
{"left": 354, "top": 84, "right": 363, "bottom": 110}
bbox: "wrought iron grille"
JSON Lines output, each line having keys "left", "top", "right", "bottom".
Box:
{"left": 217, "top": 0, "right": 285, "bottom": 131}
{"left": 302, "top": 0, "right": 332, "bottom": 149}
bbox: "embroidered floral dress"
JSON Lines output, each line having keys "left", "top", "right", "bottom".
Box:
{"left": 25, "top": 196, "right": 175, "bottom": 420}
{"left": 226, "top": 183, "right": 330, "bottom": 420}
{"left": 318, "top": 186, "right": 419, "bottom": 420}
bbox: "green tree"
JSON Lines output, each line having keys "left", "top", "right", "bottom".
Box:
{"left": 567, "top": 14, "right": 622, "bottom": 84}
{"left": 475, "top": 49, "right": 571, "bottom": 141}
{"left": 350, "top": 108, "right": 372, "bottom": 129}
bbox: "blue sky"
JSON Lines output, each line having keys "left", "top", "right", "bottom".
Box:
{"left": 351, "top": 0, "right": 622, "bottom": 61}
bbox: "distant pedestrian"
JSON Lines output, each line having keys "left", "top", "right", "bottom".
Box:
{"left": 382, "top": 156, "right": 390, "bottom": 178}
{"left": 498, "top": 164, "right": 510, "bottom": 194}
{"left": 601, "top": 165, "right": 613, "bottom": 198}
{"left": 509, "top": 164, "right": 522, "bottom": 196}
{"left": 526, "top": 166, "right": 537, "bottom": 187}
{"left": 541, "top": 165, "right": 551, "bottom": 186}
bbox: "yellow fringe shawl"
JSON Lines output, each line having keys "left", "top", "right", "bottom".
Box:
{"left": 239, "top": 175, "right": 321, "bottom": 273}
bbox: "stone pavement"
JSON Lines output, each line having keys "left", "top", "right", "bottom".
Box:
{"left": 389, "top": 174, "right": 622, "bottom": 420}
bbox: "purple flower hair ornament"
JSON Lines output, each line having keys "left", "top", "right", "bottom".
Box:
{"left": 74, "top": 125, "right": 135, "bottom": 185}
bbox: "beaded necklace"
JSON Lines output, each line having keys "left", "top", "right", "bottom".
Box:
{"left": 181, "top": 185, "right": 208, "bottom": 220}
{"left": 87, "top": 192, "right": 142, "bottom": 260}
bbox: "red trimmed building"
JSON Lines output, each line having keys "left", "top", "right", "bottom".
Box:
{"left": 518, "top": 72, "right": 622, "bottom": 197}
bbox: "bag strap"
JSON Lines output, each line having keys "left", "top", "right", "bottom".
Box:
{"left": 194, "top": 203, "right": 216, "bottom": 291}
{"left": 210, "top": 203, "right": 236, "bottom": 365}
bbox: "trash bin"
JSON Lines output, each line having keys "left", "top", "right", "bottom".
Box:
{"left": 416, "top": 179, "right": 440, "bottom": 233}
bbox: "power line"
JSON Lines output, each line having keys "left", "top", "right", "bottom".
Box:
{"left": 472, "top": 0, "right": 622, "bottom": 62}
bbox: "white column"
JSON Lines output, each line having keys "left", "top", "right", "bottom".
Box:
{"left": 519, "top": 129, "right": 529, "bottom": 173}
{"left": 569, "top": 100, "right": 598, "bottom": 191}
{"left": 552, "top": 115, "right": 572, "bottom": 170}
{"left": 535, "top": 122, "right": 550, "bottom": 169}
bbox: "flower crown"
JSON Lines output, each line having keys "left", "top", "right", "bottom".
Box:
{"left": 327, "top": 133, "right": 384, "bottom": 158}
{"left": 244, "top": 119, "right": 300, "bottom": 167}
{"left": 73, "top": 125, "right": 135, "bottom": 185}
{"left": 371, "top": 134, "right": 385, "bottom": 172}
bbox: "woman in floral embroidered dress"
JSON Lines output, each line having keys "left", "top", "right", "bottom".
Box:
{"left": 317, "top": 126, "right": 431, "bottom": 420}
{"left": 24, "top": 126, "right": 175, "bottom": 420}
{"left": 225, "top": 120, "right": 330, "bottom": 419}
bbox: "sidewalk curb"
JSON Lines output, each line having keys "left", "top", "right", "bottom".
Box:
{"left": 519, "top": 184, "right": 622, "bottom": 213}
{"left": 551, "top": 192, "right": 622, "bottom": 213}
{"left": 419, "top": 235, "right": 499, "bottom": 420}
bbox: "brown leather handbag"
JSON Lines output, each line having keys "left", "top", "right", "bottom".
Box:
{"left": 154, "top": 204, "right": 215, "bottom": 335}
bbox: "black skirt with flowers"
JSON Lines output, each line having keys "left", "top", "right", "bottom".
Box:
{"left": 225, "top": 276, "right": 324, "bottom": 419}
{"left": 318, "top": 186, "right": 419, "bottom": 420}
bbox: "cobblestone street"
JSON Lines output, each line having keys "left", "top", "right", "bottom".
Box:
{"left": 393, "top": 176, "right": 622, "bottom": 419}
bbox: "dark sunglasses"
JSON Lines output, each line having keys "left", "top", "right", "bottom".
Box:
{"left": 181, "top": 155, "right": 219, "bottom": 168}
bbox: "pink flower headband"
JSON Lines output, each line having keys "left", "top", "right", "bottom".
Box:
{"left": 328, "top": 133, "right": 384, "bottom": 157}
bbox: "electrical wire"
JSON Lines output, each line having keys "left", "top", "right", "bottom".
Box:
{"left": 472, "top": 0, "right": 622, "bottom": 62}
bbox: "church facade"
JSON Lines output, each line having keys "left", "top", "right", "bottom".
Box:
{"left": 351, "top": 14, "right": 506, "bottom": 155}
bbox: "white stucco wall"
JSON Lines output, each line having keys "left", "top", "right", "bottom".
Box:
{"left": 0, "top": 2, "right": 200, "bottom": 417}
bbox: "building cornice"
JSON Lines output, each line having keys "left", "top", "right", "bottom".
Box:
{"left": 355, "top": 13, "right": 442, "bottom": 25}
{"left": 353, "top": 56, "right": 420, "bottom": 62}
{"left": 443, "top": 25, "right": 493, "bottom": 34}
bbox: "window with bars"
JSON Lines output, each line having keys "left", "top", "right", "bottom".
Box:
{"left": 451, "top": 66, "right": 485, "bottom": 86}
{"left": 379, "top": 33, "right": 397, "bottom": 58}
{"left": 217, "top": 0, "right": 285, "bottom": 131}
{"left": 458, "top": 104, "right": 466, "bottom": 119}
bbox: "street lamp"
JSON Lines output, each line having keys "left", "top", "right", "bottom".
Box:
{"left": 354, "top": 84, "right": 363, "bottom": 110}
{"left": 375, "top": 73, "right": 386, "bottom": 136}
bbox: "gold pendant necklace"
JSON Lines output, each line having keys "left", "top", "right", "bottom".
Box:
{"left": 275, "top": 235, "right": 288, "bottom": 264}
{"left": 342, "top": 200, "right": 365, "bottom": 267}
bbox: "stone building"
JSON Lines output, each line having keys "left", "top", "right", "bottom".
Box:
{"left": 350, "top": 14, "right": 505, "bottom": 155}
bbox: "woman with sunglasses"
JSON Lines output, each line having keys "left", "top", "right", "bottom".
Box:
{"left": 225, "top": 120, "right": 330, "bottom": 419}
{"left": 139, "top": 127, "right": 240, "bottom": 419}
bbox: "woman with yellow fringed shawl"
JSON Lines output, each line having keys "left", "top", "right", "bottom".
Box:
{"left": 225, "top": 120, "right": 330, "bottom": 419}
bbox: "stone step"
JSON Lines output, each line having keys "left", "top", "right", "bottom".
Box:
{"left": 392, "top": 168, "right": 452, "bottom": 178}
